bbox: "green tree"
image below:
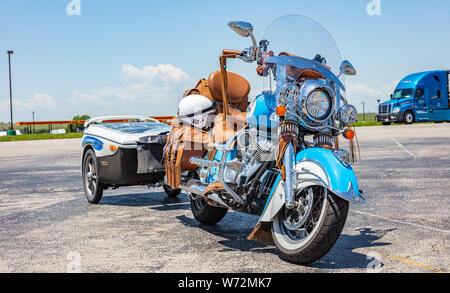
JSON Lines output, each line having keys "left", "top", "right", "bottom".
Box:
{"left": 66, "top": 115, "right": 90, "bottom": 133}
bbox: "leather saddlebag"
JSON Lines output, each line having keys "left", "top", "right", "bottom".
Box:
{"left": 163, "top": 125, "right": 210, "bottom": 189}
{"left": 182, "top": 78, "right": 213, "bottom": 101}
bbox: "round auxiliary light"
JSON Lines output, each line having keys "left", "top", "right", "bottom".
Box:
{"left": 279, "top": 83, "right": 300, "bottom": 104}
{"left": 338, "top": 104, "right": 358, "bottom": 126}
{"left": 305, "top": 89, "right": 332, "bottom": 121}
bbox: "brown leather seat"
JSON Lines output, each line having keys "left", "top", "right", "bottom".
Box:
{"left": 210, "top": 108, "right": 247, "bottom": 145}
{"left": 208, "top": 71, "right": 250, "bottom": 112}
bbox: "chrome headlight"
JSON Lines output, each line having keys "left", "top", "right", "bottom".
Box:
{"left": 297, "top": 79, "right": 335, "bottom": 124}
{"left": 305, "top": 89, "right": 332, "bottom": 121}
{"left": 337, "top": 104, "right": 358, "bottom": 126}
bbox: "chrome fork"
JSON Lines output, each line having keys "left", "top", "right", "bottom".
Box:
{"left": 283, "top": 142, "right": 297, "bottom": 209}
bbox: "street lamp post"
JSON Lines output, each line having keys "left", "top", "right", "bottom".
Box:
{"left": 7, "top": 50, "right": 14, "bottom": 130}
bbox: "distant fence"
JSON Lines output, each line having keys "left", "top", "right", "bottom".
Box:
{"left": 14, "top": 116, "right": 178, "bottom": 134}
{"left": 15, "top": 116, "right": 177, "bottom": 126}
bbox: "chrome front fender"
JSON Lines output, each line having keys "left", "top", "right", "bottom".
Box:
{"left": 259, "top": 148, "right": 365, "bottom": 222}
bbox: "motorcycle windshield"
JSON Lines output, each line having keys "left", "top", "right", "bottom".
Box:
{"left": 262, "top": 15, "right": 344, "bottom": 91}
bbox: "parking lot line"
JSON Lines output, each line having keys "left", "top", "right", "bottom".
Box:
{"left": 380, "top": 253, "right": 445, "bottom": 273}
{"left": 351, "top": 210, "right": 450, "bottom": 235}
{"left": 390, "top": 137, "right": 416, "bottom": 157}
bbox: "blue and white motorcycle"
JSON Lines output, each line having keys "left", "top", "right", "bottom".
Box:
{"left": 177, "top": 15, "right": 365, "bottom": 264}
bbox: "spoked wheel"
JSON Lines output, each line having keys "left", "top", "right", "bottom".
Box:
{"left": 82, "top": 149, "right": 104, "bottom": 204}
{"left": 272, "top": 185, "right": 349, "bottom": 264}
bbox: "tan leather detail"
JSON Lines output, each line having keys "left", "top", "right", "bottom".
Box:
{"left": 208, "top": 71, "right": 250, "bottom": 106}
{"left": 215, "top": 99, "right": 249, "bottom": 114}
{"left": 222, "top": 49, "right": 242, "bottom": 58}
{"left": 163, "top": 126, "right": 184, "bottom": 189}
{"left": 183, "top": 78, "right": 213, "bottom": 101}
{"left": 279, "top": 52, "right": 327, "bottom": 81}
{"left": 297, "top": 68, "right": 325, "bottom": 79}
{"left": 180, "top": 127, "right": 211, "bottom": 171}
{"left": 210, "top": 109, "right": 247, "bottom": 145}
{"left": 204, "top": 181, "right": 226, "bottom": 195}
{"left": 163, "top": 126, "right": 211, "bottom": 189}
{"left": 276, "top": 120, "right": 299, "bottom": 169}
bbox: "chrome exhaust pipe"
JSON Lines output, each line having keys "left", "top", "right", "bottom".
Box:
{"left": 178, "top": 179, "right": 230, "bottom": 208}
{"left": 178, "top": 179, "right": 205, "bottom": 196}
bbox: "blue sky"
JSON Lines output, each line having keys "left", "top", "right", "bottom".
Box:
{"left": 0, "top": 0, "right": 449, "bottom": 122}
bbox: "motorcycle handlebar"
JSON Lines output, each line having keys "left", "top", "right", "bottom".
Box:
{"left": 222, "top": 49, "right": 243, "bottom": 58}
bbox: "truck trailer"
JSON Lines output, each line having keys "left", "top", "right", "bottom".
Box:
{"left": 377, "top": 70, "right": 450, "bottom": 125}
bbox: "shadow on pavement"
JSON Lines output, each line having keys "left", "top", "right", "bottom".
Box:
{"left": 311, "top": 228, "right": 396, "bottom": 269}
{"left": 100, "top": 192, "right": 190, "bottom": 210}
{"left": 177, "top": 213, "right": 395, "bottom": 269}
{"left": 176, "top": 214, "right": 278, "bottom": 254}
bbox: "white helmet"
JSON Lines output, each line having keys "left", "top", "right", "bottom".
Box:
{"left": 178, "top": 94, "right": 216, "bottom": 129}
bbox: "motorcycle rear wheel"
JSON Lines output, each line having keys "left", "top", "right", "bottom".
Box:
{"left": 190, "top": 196, "right": 228, "bottom": 225}
{"left": 272, "top": 186, "right": 348, "bottom": 264}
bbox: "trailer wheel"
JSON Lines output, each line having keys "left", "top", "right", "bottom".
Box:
{"left": 382, "top": 122, "right": 391, "bottom": 126}
{"left": 163, "top": 184, "right": 181, "bottom": 198}
{"left": 82, "top": 149, "right": 104, "bottom": 204}
{"left": 404, "top": 111, "right": 415, "bottom": 125}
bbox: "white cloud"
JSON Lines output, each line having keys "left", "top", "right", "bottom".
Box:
{"left": 380, "top": 80, "right": 400, "bottom": 95}
{"left": 1, "top": 94, "right": 56, "bottom": 111}
{"left": 28, "top": 94, "right": 57, "bottom": 109}
{"left": 346, "top": 82, "right": 384, "bottom": 98}
{"left": 71, "top": 64, "right": 193, "bottom": 113}
{"left": 122, "top": 64, "right": 190, "bottom": 83}
{"left": 72, "top": 91, "right": 100, "bottom": 102}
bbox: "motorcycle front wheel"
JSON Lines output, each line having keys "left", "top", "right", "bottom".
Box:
{"left": 272, "top": 186, "right": 349, "bottom": 264}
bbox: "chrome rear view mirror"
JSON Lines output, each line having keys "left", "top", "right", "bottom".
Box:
{"left": 228, "top": 21, "right": 254, "bottom": 37}
{"left": 340, "top": 60, "right": 357, "bottom": 76}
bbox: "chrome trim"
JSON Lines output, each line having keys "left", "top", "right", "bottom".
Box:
{"left": 333, "top": 149, "right": 351, "bottom": 167}
{"left": 189, "top": 157, "right": 220, "bottom": 168}
{"left": 337, "top": 104, "right": 358, "bottom": 126}
{"left": 339, "top": 60, "right": 357, "bottom": 76}
{"left": 179, "top": 180, "right": 232, "bottom": 209}
{"left": 283, "top": 143, "right": 296, "bottom": 209}
{"left": 333, "top": 181, "right": 366, "bottom": 204}
{"left": 297, "top": 79, "right": 336, "bottom": 124}
{"left": 218, "top": 131, "right": 246, "bottom": 205}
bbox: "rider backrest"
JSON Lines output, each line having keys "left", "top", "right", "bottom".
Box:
{"left": 208, "top": 71, "right": 250, "bottom": 112}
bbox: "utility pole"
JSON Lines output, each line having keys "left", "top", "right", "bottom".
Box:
{"left": 7, "top": 50, "right": 14, "bottom": 130}
{"left": 361, "top": 101, "right": 366, "bottom": 121}
{"left": 32, "top": 111, "right": 35, "bottom": 133}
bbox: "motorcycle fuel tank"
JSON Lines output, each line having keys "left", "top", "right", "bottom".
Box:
{"left": 246, "top": 93, "right": 278, "bottom": 131}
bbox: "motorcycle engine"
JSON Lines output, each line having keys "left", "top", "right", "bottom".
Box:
{"left": 223, "top": 130, "right": 276, "bottom": 186}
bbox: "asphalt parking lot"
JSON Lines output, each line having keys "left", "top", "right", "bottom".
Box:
{"left": 0, "top": 124, "right": 449, "bottom": 273}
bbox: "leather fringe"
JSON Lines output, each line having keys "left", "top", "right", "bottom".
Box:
{"left": 348, "top": 126, "right": 361, "bottom": 163}
{"left": 247, "top": 222, "right": 275, "bottom": 245}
